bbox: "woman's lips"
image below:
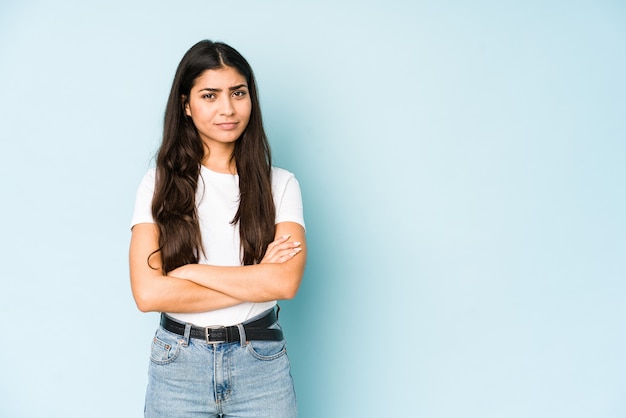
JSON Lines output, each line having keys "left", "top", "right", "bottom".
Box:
{"left": 216, "top": 122, "right": 238, "bottom": 130}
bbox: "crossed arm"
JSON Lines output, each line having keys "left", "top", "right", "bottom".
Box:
{"left": 129, "top": 222, "right": 306, "bottom": 313}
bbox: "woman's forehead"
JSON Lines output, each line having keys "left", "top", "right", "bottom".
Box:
{"left": 193, "top": 67, "right": 247, "bottom": 90}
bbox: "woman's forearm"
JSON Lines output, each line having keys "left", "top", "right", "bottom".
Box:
{"left": 130, "top": 222, "right": 305, "bottom": 311}
{"left": 170, "top": 222, "right": 307, "bottom": 302}
{"left": 131, "top": 273, "right": 243, "bottom": 313}
{"left": 170, "top": 262, "right": 299, "bottom": 303}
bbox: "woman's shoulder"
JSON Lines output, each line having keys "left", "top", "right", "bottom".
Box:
{"left": 271, "top": 166, "right": 298, "bottom": 186}
{"left": 271, "top": 166, "right": 295, "bottom": 178}
{"left": 138, "top": 167, "right": 157, "bottom": 186}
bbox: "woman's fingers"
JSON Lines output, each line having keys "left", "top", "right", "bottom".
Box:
{"left": 267, "top": 241, "right": 301, "bottom": 262}
{"left": 261, "top": 235, "right": 302, "bottom": 264}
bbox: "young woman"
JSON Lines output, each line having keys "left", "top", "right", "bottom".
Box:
{"left": 129, "top": 40, "right": 306, "bottom": 417}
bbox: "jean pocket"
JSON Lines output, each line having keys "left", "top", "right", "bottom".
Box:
{"left": 149, "top": 328, "right": 182, "bottom": 365}
{"left": 247, "top": 339, "right": 287, "bottom": 361}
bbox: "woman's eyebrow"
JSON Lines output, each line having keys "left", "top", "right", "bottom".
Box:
{"left": 198, "top": 84, "right": 248, "bottom": 93}
{"left": 229, "top": 84, "right": 248, "bottom": 91}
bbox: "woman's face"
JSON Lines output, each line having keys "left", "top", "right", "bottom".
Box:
{"left": 184, "top": 66, "right": 252, "bottom": 151}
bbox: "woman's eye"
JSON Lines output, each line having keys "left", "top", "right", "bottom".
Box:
{"left": 203, "top": 93, "right": 216, "bottom": 100}
{"left": 233, "top": 90, "right": 247, "bottom": 97}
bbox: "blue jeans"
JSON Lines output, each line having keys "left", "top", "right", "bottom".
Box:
{"left": 145, "top": 314, "right": 297, "bottom": 417}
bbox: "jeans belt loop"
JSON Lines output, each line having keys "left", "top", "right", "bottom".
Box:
{"left": 236, "top": 323, "right": 247, "bottom": 346}
{"left": 182, "top": 323, "right": 192, "bottom": 346}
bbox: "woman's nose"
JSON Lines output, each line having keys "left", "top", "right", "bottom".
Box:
{"left": 220, "top": 97, "right": 235, "bottom": 115}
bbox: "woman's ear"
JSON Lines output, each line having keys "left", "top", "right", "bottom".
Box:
{"left": 182, "top": 95, "right": 191, "bottom": 116}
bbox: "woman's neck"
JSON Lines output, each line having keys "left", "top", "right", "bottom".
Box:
{"left": 202, "top": 144, "right": 236, "bottom": 174}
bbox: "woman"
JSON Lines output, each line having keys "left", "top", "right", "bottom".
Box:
{"left": 129, "top": 40, "right": 306, "bottom": 417}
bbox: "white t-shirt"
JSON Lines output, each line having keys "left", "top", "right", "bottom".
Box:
{"left": 131, "top": 165, "right": 305, "bottom": 326}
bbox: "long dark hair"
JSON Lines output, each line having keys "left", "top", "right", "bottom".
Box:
{"left": 151, "top": 40, "right": 275, "bottom": 273}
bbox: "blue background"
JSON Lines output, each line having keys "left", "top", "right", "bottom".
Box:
{"left": 1, "top": 0, "right": 625, "bottom": 416}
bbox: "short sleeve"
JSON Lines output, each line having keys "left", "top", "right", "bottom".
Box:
{"left": 130, "top": 169, "right": 156, "bottom": 229}
{"left": 272, "top": 168, "right": 305, "bottom": 229}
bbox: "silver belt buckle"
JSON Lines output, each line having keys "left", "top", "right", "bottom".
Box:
{"left": 205, "top": 326, "right": 226, "bottom": 344}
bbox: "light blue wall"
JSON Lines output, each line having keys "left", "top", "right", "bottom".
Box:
{"left": 1, "top": 1, "right": 625, "bottom": 416}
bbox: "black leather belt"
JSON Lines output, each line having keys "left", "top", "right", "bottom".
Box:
{"left": 160, "top": 308, "right": 283, "bottom": 343}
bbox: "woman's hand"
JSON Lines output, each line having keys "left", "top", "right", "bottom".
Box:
{"left": 168, "top": 263, "right": 192, "bottom": 279}
{"left": 261, "top": 234, "right": 302, "bottom": 264}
